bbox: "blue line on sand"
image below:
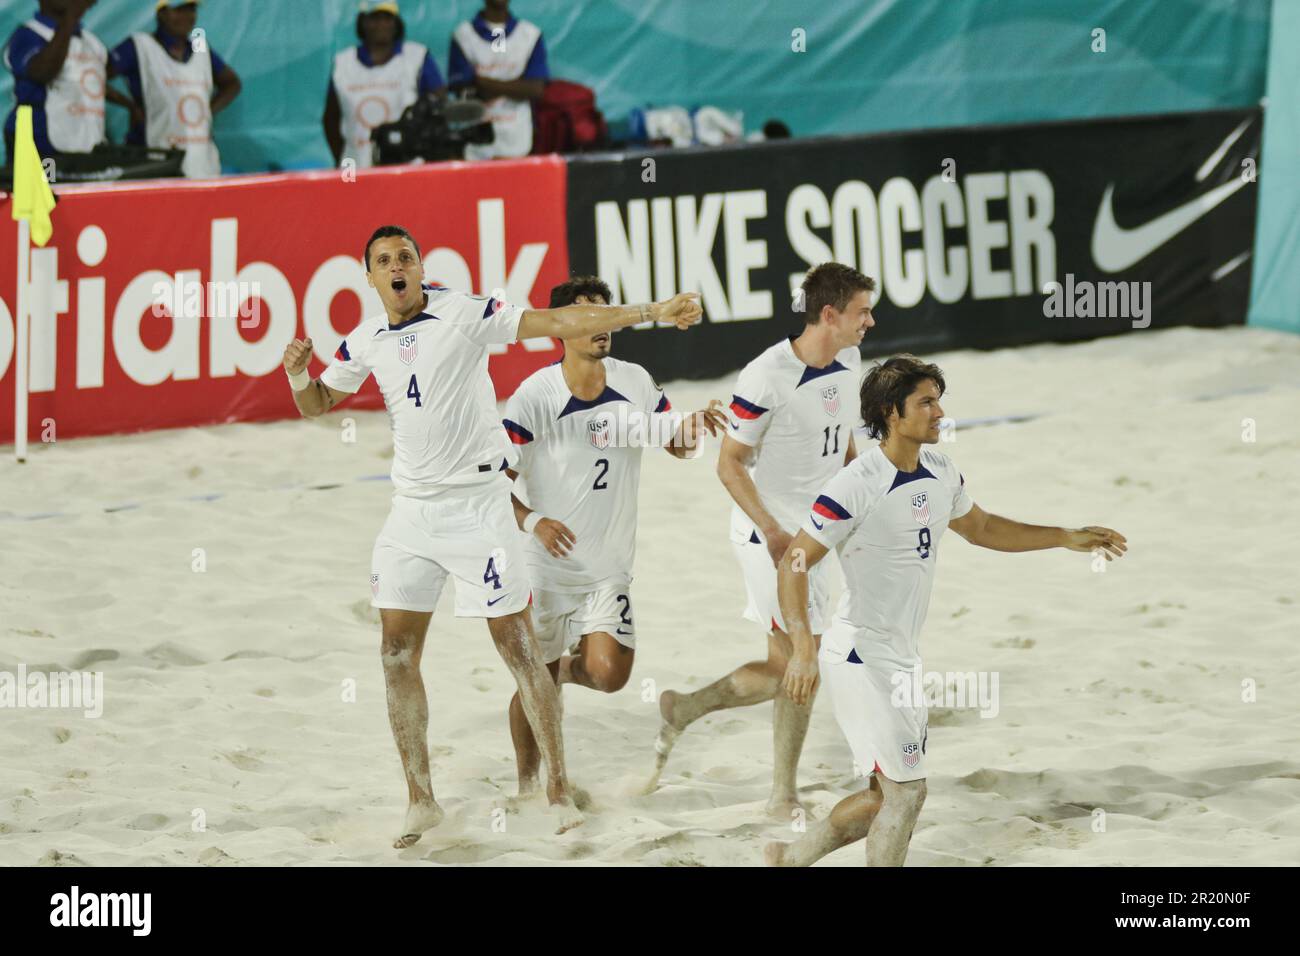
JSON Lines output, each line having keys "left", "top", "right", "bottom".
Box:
{"left": 1, "top": 472, "right": 395, "bottom": 523}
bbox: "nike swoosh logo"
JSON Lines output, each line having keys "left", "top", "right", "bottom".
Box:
{"left": 616, "top": 628, "right": 633, "bottom": 636}
{"left": 811, "top": 516, "right": 824, "bottom": 530}
{"left": 730, "top": 421, "right": 740, "bottom": 430}
{"left": 486, "top": 595, "right": 507, "bottom": 606}
{"left": 1091, "top": 175, "right": 1250, "bottom": 273}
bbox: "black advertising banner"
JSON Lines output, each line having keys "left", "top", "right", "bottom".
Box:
{"left": 565, "top": 108, "right": 1261, "bottom": 381}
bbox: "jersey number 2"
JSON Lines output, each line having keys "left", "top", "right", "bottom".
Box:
{"left": 593, "top": 458, "right": 610, "bottom": 490}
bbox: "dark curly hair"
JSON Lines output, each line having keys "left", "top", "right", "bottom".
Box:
{"left": 549, "top": 275, "right": 612, "bottom": 308}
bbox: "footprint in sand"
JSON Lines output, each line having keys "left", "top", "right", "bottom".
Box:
{"left": 350, "top": 600, "right": 381, "bottom": 625}
{"left": 39, "top": 849, "right": 88, "bottom": 867}
{"left": 127, "top": 813, "right": 169, "bottom": 831}
{"left": 198, "top": 847, "right": 236, "bottom": 866}
{"left": 220, "top": 750, "right": 267, "bottom": 771}
{"left": 992, "top": 636, "right": 1035, "bottom": 649}
{"left": 70, "top": 649, "right": 120, "bottom": 669}
{"left": 51, "top": 727, "right": 72, "bottom": 744}
{"left": 146, "top": 643, "right": 207, "bottom": 667}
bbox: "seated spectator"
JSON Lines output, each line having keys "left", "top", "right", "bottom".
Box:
{"left": 449, "top": 0, "right": 547, "bottom": 159}
{"left": 3, "top": 0, "right": 120, "bottom": 164}
{"left": 323, "top": 1, "right": 444, "bottom": 170}
{"left": 107, "top": 0, "right": 241, "bottom": 179}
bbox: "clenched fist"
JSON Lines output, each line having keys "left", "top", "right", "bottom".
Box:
{"left": 655, "top": 292, "right": 703, "bottom": 330}
{"left": 283, "top": 337, "right": 313, "bottom": 375}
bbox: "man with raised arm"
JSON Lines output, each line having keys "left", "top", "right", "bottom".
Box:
{"left": 282, "top": 225, "right": 702, "bottom": 847}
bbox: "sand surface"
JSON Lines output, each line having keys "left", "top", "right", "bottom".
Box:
{"left": 2, "top": 325, "right": 1298, "bottom": 866}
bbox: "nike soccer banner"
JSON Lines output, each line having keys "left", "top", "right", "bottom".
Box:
{"left": 566, "top": 108, "right": 1261, "bottom": 381}
{"left": 0, "top": 158, "right": 569, "bottom": 443}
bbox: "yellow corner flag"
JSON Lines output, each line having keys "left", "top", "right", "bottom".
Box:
{"left": 11, "top": 105, "right": 56, "bottom": 247}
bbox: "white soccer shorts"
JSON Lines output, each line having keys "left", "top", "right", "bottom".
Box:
{"left": 732, "top": 534, "right": 831, "bottom": 635}
{"left": 821, "top": 635, "right": 929, "bottom": 783}
{"left": 531, "top": 581, "right": 635, "bottom": 664}
{"left": 370, "top": 475, "right": 530, "bottom": 618}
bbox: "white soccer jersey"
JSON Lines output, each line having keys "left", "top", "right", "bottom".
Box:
{"left": 727, "top": 338, "right": 862, "bottom": 542}
{"left": 320, "top": 284, "right": 524, "bottom": 496}
{"left": 803, "top": 445, "right": 973, "bottom": 670}
{"left": 504, "top": 358, "right": 675, "bottom": 593}
{"left": 331, "top": 41, "right": 429, "bottom": 169}
{"left": 449, "top": 15, "right": 546, "bottom": 159}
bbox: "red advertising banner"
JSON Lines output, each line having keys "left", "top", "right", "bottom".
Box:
{"left": 0, "top": 157, "right": 569, "bottom": 444}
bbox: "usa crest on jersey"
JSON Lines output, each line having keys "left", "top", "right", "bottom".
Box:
{"left": 902, "top": 741, "right": 921, "bottom": 768}
{"left": 821, "top": 384, "right": 840, "bottom": 416}
{"left": 398, "top": 332, "right": 418, "bottom": 365}
{"left": 587, "top": 418, "right": 611, "bottom": 449}
{"left": 911, "top": 492, "right": 930, "bottom": 525}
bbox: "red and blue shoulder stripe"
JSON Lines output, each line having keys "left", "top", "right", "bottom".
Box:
{"left": 334, "top": 340, "right": 351, "bottom": 362}
{"left": 654, "top": 393, "right": 672, "bottom": 413}
{"left": 812, "top": 495, "right": 852, "bottom": 521}
{"left": 729, "top": 395, "right": 768, "bottom": 420}
{"left": 503, "top": 419, "right": 534, "bottom": 445}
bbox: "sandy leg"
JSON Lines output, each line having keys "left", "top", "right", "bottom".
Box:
{"left": 764, "top": 779, "right": 882, "bottom": 867}
{"left": 490, "top": 610, "right": 581, "bottom": 828}
{"left": 379, "top": 609, "right": 444, "bottom": 850}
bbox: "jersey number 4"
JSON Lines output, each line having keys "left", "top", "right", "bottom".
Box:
{"left": 407, "top": 374, "right": 422, "bottom": 408}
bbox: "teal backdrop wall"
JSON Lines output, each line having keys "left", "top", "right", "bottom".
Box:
{"left": 1247, "top": 0, "right": 1299, "bottom": 333}
{"left": 0, "top": 0, "right": 1272, "bottom": 173}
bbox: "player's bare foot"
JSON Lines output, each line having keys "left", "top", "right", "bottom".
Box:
{"left": 546, "top": 785, "right": 585, "bottom": 834}
{"left": 516, "top": 773, "right": 541, "bottom": 800}
{"left": 763, "top": 841, "right": 790, "bottom": 866}
{"left": 393, "top": 800, "right": 444, "bottom": 849}
{"left": 658, "top": 688, "right": 690, "bottom": 731}
{"left": 640, "top": 690, "right": 689, "bottom": 794}
{"left": 765, "top": 794, "right": 813, "bottom": 822}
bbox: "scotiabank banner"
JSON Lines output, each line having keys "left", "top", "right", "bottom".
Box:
{"left": 566, "top": 108, "right": 1261, "bottom": 381}
{"left": 0, "top": 157, "right": 569, "bottom": 443}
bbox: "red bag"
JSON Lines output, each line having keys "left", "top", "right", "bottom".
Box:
{"left": 532, "top": 80, "right": 608, "bottom": 155}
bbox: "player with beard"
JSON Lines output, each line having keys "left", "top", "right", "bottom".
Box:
{"left": 501, "top": 275, "right": 727, "bottom": 795}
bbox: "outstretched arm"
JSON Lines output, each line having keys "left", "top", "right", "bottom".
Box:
{"left": 777, "top": 530, "right": 831, "bottom": 705}
{"left": 949, "top": 503, "right": 1127, "bottom": 560}
{"left": 518, "top": 292, "right": 701, "bottom": 341}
